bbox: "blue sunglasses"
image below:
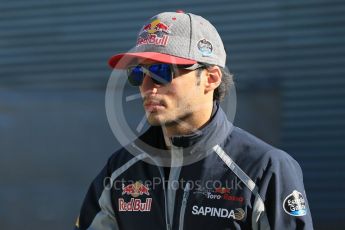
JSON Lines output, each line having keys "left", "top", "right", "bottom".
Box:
{"left": 126, "top": 63, "right": 204, "bottom": 86}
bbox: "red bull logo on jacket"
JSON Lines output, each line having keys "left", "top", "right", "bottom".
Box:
{"left": 122, "top": 181, "right": 150, "bottom": 197}
{"left": 120, "top": 181, "right": 152, "bottom": 212}
{"left": 118, "top": 198, "right": 152, "bottom": 212}
{"left": 137, "top": 19, "right": 171, "bottom": 47}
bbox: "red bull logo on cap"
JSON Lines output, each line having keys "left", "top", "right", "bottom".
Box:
{"left": 137, "top": 19, "right": 171, "bottom": 47}
{"left": 141, "top": 19, "right": 170, "bottom": 35}
{"left": 122, "top": 181, "right": 150, "bottom": 197}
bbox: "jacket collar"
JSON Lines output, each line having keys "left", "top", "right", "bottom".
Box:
{"left": 139, "top": 102, "right": 233, "bottom": 156}
{"left": 170, "top": 102, "right": 233, "bottom": 155}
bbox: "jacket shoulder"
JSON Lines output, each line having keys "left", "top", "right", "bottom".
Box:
{"left": 223, "top": 126, "right": 301, "bottom": 179}
{"left": 106, "top": 147, "right": 139, "bottom": 174}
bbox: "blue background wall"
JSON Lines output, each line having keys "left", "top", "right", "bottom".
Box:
{"left": 1, "top": 0, "right": 344, "bottom": 229}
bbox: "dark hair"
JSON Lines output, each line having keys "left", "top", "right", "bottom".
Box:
{"left": 214, "top": 67, "right": 234, "bottom": 101}
{"left": 196, "top": 64, "right": 234, "bottom": 101}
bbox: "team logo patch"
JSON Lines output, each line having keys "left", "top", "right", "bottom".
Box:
{"left": 118, "top": 198, "right": 152, "bottom": 212}
{"left": 283, "top": 190, "right": 307, "bottom": 216}
{"left": 122, "top": 181, "right": 150, "bottom": 197}
{"left": 192, "top": 206, "right": 245, "bottom": 220}
{"left": 137, "top": 19, "right": 171, "bottom": 47}
{"left": 119, "top": 181, "right": 152, "bottom": 212}
{"left": 197, "top": 39, "right": 213, "bottom": 56}
{"left": 193, "top": 187, "right": 244, "bottom": 203}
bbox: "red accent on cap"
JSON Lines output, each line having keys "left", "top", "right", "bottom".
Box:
{"left": 108, "top": 52, "right": 197, "bottom": 69}
{"left": 176, "top": 10, "right": 184, "bottom": 13}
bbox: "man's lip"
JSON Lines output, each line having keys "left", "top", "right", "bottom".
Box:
{"left": 144, "top": 102, "right": 165, "bottom": 107}
{"left": 143, "top": 99, "right": 165, "bottom": 106}
{"left": 143, "top": 101, "right": 166, "bottom": 111}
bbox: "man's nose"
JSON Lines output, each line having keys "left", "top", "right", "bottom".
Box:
{"left": 141, "top": 73, "right": 160, "bottom": 91}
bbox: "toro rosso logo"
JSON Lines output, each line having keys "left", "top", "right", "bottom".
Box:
{"left": 137, "top": 19, "right": 171, "bottom": 47}
{"left": 122, "top": 181, "right": 150, "bottom": 197}
{"left": 193, "top": 187, "right": 244, "bottom": 203}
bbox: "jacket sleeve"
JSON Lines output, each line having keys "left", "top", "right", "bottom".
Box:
{"left": 74, "top": 160, "right": 119, "bottom": 230}
{"left": 257, "top": 150, "right": 314, "bottom": 230}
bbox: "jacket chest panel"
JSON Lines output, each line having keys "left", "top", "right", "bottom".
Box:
{"left": 110, "top": 169, "right": 167, "bottom": 229}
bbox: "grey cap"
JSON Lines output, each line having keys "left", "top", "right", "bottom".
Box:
{"left": 109, "top": 11, "right": 226, "bottom": 68}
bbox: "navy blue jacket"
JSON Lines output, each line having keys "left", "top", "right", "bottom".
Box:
{"left": 75, "top": 105, "right": 313, "bottom": 230}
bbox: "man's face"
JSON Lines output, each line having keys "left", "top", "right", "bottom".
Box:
{"left": 139, "top": 61, "right": 208, "bottom": 128}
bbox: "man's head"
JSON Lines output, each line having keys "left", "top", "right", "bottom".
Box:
{"left": 109, "top": 11, "right": 233, "bottom": 134}
{"left": 138, "top": 60, "right": 222, "bottom": 130}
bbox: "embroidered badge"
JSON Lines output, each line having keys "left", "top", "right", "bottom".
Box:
{"left": 192, "top": 206, "right": 245, "bottom": 220}
{"left": 118, "top": 198, "right": 152, "bottom": 212}
{"left": 137, "top": 19, "right": 171, "bottom": 47}
{"left": 119, "top": 181, "right": 152, "bottom": 212}
{"left": 197, "top": 39, "right": 213, "bottom": 56}
{"left": 122, "top": 181, "right": 150, "bottom": 197}
{"left": 283, "top": 190, "right": 307, "bottom": 216}
{"left": 193, "top": 186, "right": 244, "bottom": 203}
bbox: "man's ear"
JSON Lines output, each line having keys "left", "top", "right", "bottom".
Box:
{"left": 204, "top": 66, "right": 222, "bottom": 93}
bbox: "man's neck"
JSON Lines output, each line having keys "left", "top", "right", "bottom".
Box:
{"left": 162, "top": 102, "right": 214, "bottom": 145}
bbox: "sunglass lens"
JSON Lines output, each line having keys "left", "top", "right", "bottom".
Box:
{"left": 127, "top": 66, "right": 144, "bottom": 86}
{"left": 127, "top": 64, "right": 173, "bottom": 86}
{"left": 149, "top": 64, "right": 172, "bottom": 85}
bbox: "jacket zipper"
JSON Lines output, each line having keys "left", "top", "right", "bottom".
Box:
{"left": 179, "top": 182, "right": 191, "bottom": 230}
{"left": 158, "top": 167, "right": 171, "bottom": 230}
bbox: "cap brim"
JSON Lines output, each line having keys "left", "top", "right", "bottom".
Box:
{"left": 108, "top": 52, "right": 197, "bottom": 69}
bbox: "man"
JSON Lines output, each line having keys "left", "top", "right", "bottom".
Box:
{"left": 75, "top": 11, "right": 313, "bottom": 229}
